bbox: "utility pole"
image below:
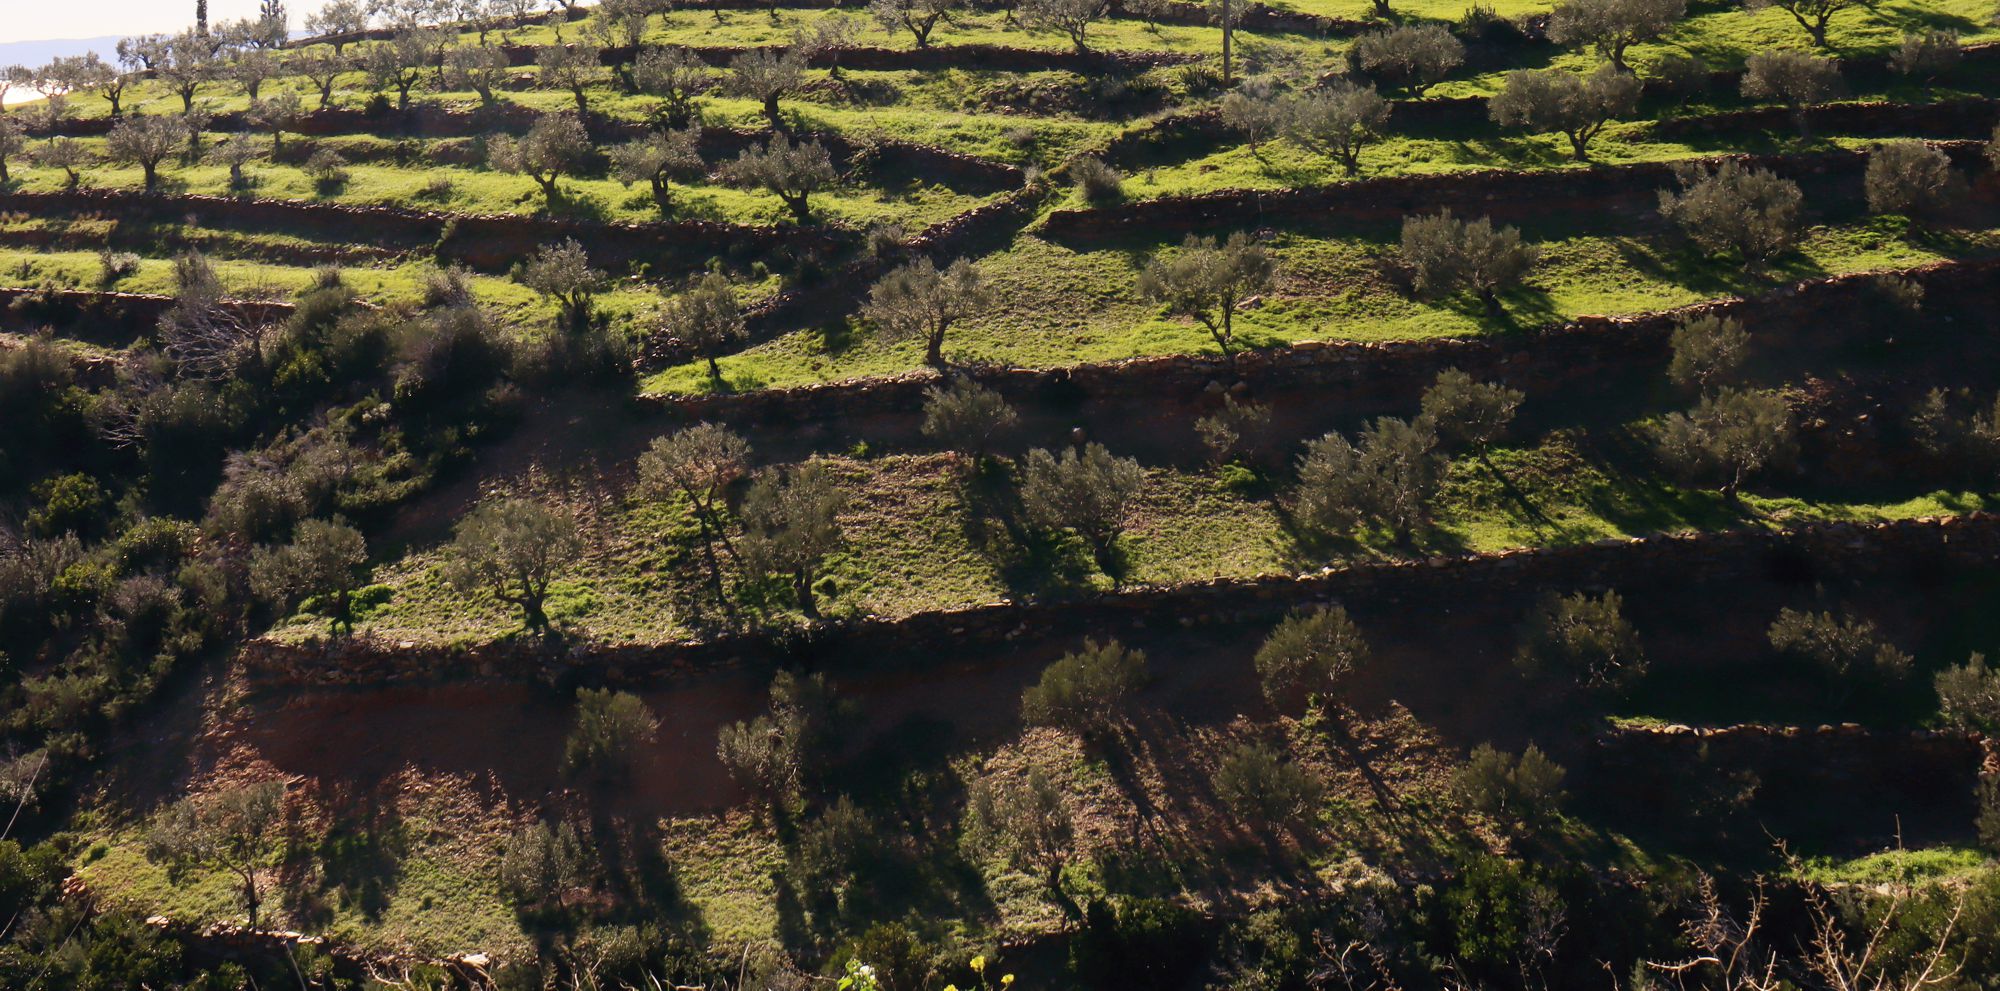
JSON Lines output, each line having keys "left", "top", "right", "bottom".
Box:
{"left": 1220, "top": 0, "right": 1233, "bottom": 84}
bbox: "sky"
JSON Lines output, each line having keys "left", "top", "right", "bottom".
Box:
{"left": 4, "top": 0, "right": 338, "bottom": 45}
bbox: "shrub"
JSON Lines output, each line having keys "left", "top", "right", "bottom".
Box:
{"left": 921, "top": 379, "right": 1019, "bottom": 464}
{"left": 1515, "top": 590, "right": 1645, "bottom": 694}
{"left": 1397, "top": 210, "right": 1539, "bottom": 315}
{"left": 1864, "top": 141, "right": 1966, "bottom": 223}
{"left": 1453, "top": 742, "right": 1565, "bottom": 825}
{"left": 1653, "top": 387, "right": 1795, "bottom": 499}
{"left": 716, "top": 670, "right": 844, "bottom": 802}
{"left": 1420, "top": 368, "right": 1523, "bottom": 454}
{"left": 1657, "top": 161, "right": 1802, "bottom": 268}
{"left": 1767, "top": 608, "right": 1913, "bottom": 696}
{"left": 1351, "top": 24, "right": 1464, "bottom": 96}
{"left": 1021, "top": 638, "right": 1148, "bottom": 735}
{"left": 1740, "top": 50, "right": 1841, "bottom": 136}
{"left": 1936, "top": 654, "right": 2000, "bottom": 733}
{"left": 1650, "top": 53, "right": 1711, "bottom": 98}
{"left": 498, "top": 820, "right": 589, "bottom": 910}
{"left": 1212, "top": 743, "right": 1323, "bottom": 830}
{"left": 966, "top": 768, "right": 1074, "bottom": 889}
{"left": 1070, "top": 155, "right": 1125, "bottom": 206}
{"left": 1667, "top": 314, "right": 1749, "bottom": 394}
{"left": 1196, "top": 396, "right": 1271, "bottom": 466}
{"left": 1890, "top": 30, "right": 1961, "bottom": 84}
{"left": 302, "top": 147, "right": 350, "bottom": 194}
{"left": 1253, "top": 606, "right": 1368, "bottom": 711}
{"left": 563, "top": 687, "right": 659, "bottom": 780}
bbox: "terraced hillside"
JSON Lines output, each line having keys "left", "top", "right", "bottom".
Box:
{"left": 4, "top": 0, "right": 2000, "bottom": 987}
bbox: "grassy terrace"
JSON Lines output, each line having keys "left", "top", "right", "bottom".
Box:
{"left": 642, "top": 216, "right": 1998, "bottom": 393}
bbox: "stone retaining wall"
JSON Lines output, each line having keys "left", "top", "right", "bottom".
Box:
{"left": 240, "top": 513, "right": 2000, "bottom": 688}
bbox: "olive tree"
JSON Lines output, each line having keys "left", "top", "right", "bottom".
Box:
{"left": 1351, "top": 24, "right": 1464, "bottom": 97}
{"left": 609, "top": 125, "right": 705, "bottom": 215}
{"left": 740, "top": 459, "right": 847, "bottom": 619}
{"left": 521, "top": 238, "right": 607, "bottom": 332}
{"left": 863, "top": 257, "right": 991, "bottom": 368}
{"left": 442, "top": 496, "right": 584, "bottom": 633}
{"left": 1653, "top": 387, "right": 1795, "bottom": 500}
{"left": 365, "top": 29, "right": 434, "bottom": 110}
{"left": 246, "top": 91, "right": 303, "bottom": 155}
{"left": 1021, "top": 638, "right": 1149, "bottom": 735}
{"left": 498, "top": 821, "right": 589, "bottom": 911}
{"left": 1740, "top": 50, "right": 1842, "bottom": 137}
{"left": 1865, "top": 141, "right": 1966, "bottom": 224}
{"left": 1890, "top": 30, "right": 1961, "bottom": 88}
{"left": 446, "top": 43, "right": 512, "bottom": 104}
{"left": 1294, "top": 416, "right": 1441, "bottom": 543}
{"left": 0, "top": 117, "right": 21, "bottom": 184}
{"left": 1282, "top": 82, "right": 1390, "bottom": 175}
{"left": 1018, "top": 443, "right": 1146, "bottom": 574}
{"left": 145, "top": 781, "right": 286, "bottom": 928}
{"left": 488, "top": 112, "right": 594, "bottom": 209}
{"left": 1768, "top": 608, "right": 1912, "bottom": 698}
{"left": 1398, "top": 211, "right": 1540, "bottom": 316}
{"left": 228, "top": 47, "right": 279, "bottom": 100}
{"left": 1420, "top": 367, "right": 1523, "bottom": 455}
{"left": 922, "top": 379, "right": 1020, "bottom": 465}
{"left": 537, "top": 42, "right": 605, "bottom": 113}
{"left": 1020, "top": 0, "right": 1112, "bottom": 53}
{"left": 106, "top": 115, "right": 190, "bottom": 193}
{"left": 563, "top": 687, "right": 659, "bottom": 781}
{"left": 1746, "top": 0, "right": 1857, "bottom": 48}
{"left": 1488, "top": 66, "right": 1641, "bottom": 161}
{"left": 1548, "top": 0, "right": 1685, "bottom": 72}
{"left": 1667, "top": 314, "right": 1749, "bottom": 395}
{"left": 638, "top": 422, "right": 751, "bottom": 600}
{"left": 1657, "top": 162, "right": 1803, "bottom": 268}
{"left": 1137, "top": 232, "right": 1277, "bottom": 359}
{"left": 1221, "top": 80, "right": 1285, "bottom": 153}
{"left": 305, "top": 0, "right": 371, "bottom": 49}
{"left": 1514, "top": 589, "right": 1645, "bottom": 694}
{"left": 633, "top": 46, "right": 711, "bottom": 129}
{"left": 1454, "top": 743, "right": 1565, "bottom": 826}
{"left": 1213, "top": 743, "right": 1323, "bottom": 831}
{"left": 657, "top": 273, "right": 745, "bottom": 381}
{"left": 294, "top": 49, "right": 353, "bottom": 110}
{"left": 726, "top": 48, "right": 807, "bottom": 130}
{"left": 37, "top": 139, "right": 91, "bottom": 190}
{"left": 1935, "top": 654, "right": 2000, "bottom": 733}
{"left": 248, "top": 517, "right": 370, "bottom": 634}
{"left": 721, "top": 135, "right": 837, "bottom": 223}
{"left": 717, "top": 669, "right": 844, "bottom": 802}
{"left": 156, "top": 32, "right": 217, "bottom": 113}
{"left": 871, "top": 0, "right": 965, "bottom": 47}
{"left": 967, "top": 768, "right": 1074, "bottom": 892}
{"left": 1253, "top": 605, "right": 1369, "bottom": 711}
{"left": 1196, "top": 396, "right": 1272, "bottom": 466}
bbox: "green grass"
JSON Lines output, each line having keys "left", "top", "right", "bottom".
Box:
{"left": 1800, "top": 845, "right": 1993, "bottom": 885}
{"left": 644, "top": 217, "right": 1998, "bottom": 395}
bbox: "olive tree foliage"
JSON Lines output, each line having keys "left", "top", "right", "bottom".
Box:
{"left": 1514, "top": 589, "right": 1646, "bottom": 694}
{"left": 144, "top": 781, "right": 286, "bottom": 928}
{"left": 1137, "top": 232, "right": 1277, "bottom": 358}
{"left": 520, "top": 238, "right": 608, "bottom": 333}
{"left": 1891, "top": 30, "right": 1962, "bottom": 86}
{"left": 563, "top": 687, "right": 659, "bottom": 780}
{"left": 721, "top": 136, "right": 838, "bottom": 223}
{"left": 1740, "top": 50, "right": 1842, "bottom": 136}
{"left": 1397, "top": 211, "right": 1540, "bottom": 316}
{"left": 739, "top": 460, "right": 848, "bottom": 619}
{"left": 922, "top": 379, "right": 1020, "bottom": 464}
{"left": 1196, "top": 396, "right": 1271, "bottom": 466}
{"left": 1653, "top": 387, "right": 1796, "bottom": 500}
{"left": 0, "top": 117, "right": 23, "bottom": 184}
{"left": 106, "top": 115, "right": 190, "bottom": 193}
{"left": 1454, "top": 743, "right": 1566, "bottom": 826}
{"left": 1935, "top": 654, "right": 2000, "bottom": 733}
{"left": 442, "top": 496, "right": 584, "bottom": 633}
{"left": 1548, "top": 0, "right": 1685, "bottom": 71}
{"left": 1018, "top": 443, "right": 1146, "bottom": 572}
{"left": 1420, "top": 368, "right": 1523, "bottom": 455}
{"left": 1294, "top": 416, "right": 1441, "bottom": 543}
{"left": 246, "top": 91, "right": 303, "bottom": 154}
{"left": 656, "top": 273, "right": 745, "bottom": 381}
{"left": 293, "top": 49, "right": 354, "bottom": 109}
{"left": 228, "top": 47, "right": 279, "bottom": 100}
{"left": 1865, "top": 141, "right": 1967, "bottom": 223}
{"left": 726, "top": 48, "right": 808, "bottom": 130}
{"left": 637, "top": 422, "right": 751, "bottom": 589}
{"left": 446, "top": 43, "right": 513, "bottom": 104}
{"left": 1213, "top": 743, "right": 1324, "bottom": 831}
{"left": 1668, "top": 314, "right": 1750, "bottom": 395}
{"left": 366, "top": 29, "right": 436, "bottom": 110}
{"left": 537, "top": 42, "right": 605, "bottom": 113}
{"left": 1221, "top": 78, "right": 1285, "bottom": 152}
{"left": 1351, "top": 24, "right": 1465, "bottom": 96}
{"left": 1020, "top": 0, "right": 1112, "bottom": 52}
{"left": 1745, "top": 0, "right": 1857, "bottom": 48}
{"left": 1021, "top": 638, "right": 1149, "bottom": 735}
{"left": 1488, "top": 66, "right": 1641, "bottom": 161}
{"left": 1282, "top": 82, "right": 1390, "bottom": 175}
{"left": 304, "top": 0, "right": 371, "bottom": 49}
{"left": 633, "top": 46, "right": 711, "bottom": 129}
{"left": 716, "top": 669, "right": 845, "bottom": 802}
{"left": 498, "top": 821, "right": 590, "bottom": 910}
{"left": 157, "top": 31, "right": 218, "bottom": 113}
{"left": 1254, "top": 605, "right": 1369, "bottom": 711}
{"left": 248, "top": 517, "right": 370, "bottom": 634}
{"left": 863, "top": 257, "right": 991, "bottom": 368}
{"left": 1906, "top": 387, "right": 2000, "bottom": 474}
{"left": 610, "top": 124, "right": 705, "bottom": 214}
{"left": 1767, "top": 608, "right": 1913, "bottom": 690}
{"left": 488, "top": 112, "right": 594, "bottom": 208}
{"left": 871, "top": 0, "right": 966, "bottom": 48}
{"left": 966, "top": 768, "right": 1075, "bottom": 891}
{"left": 1657, "top": 162, "right": 1803, "bottom": 268}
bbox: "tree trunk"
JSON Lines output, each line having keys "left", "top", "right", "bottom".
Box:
{"left": 795, "top": 572, "right": 820, "bottom": 619}
{"left": 926, "top": 330, "right": 946, "bottom": 368}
